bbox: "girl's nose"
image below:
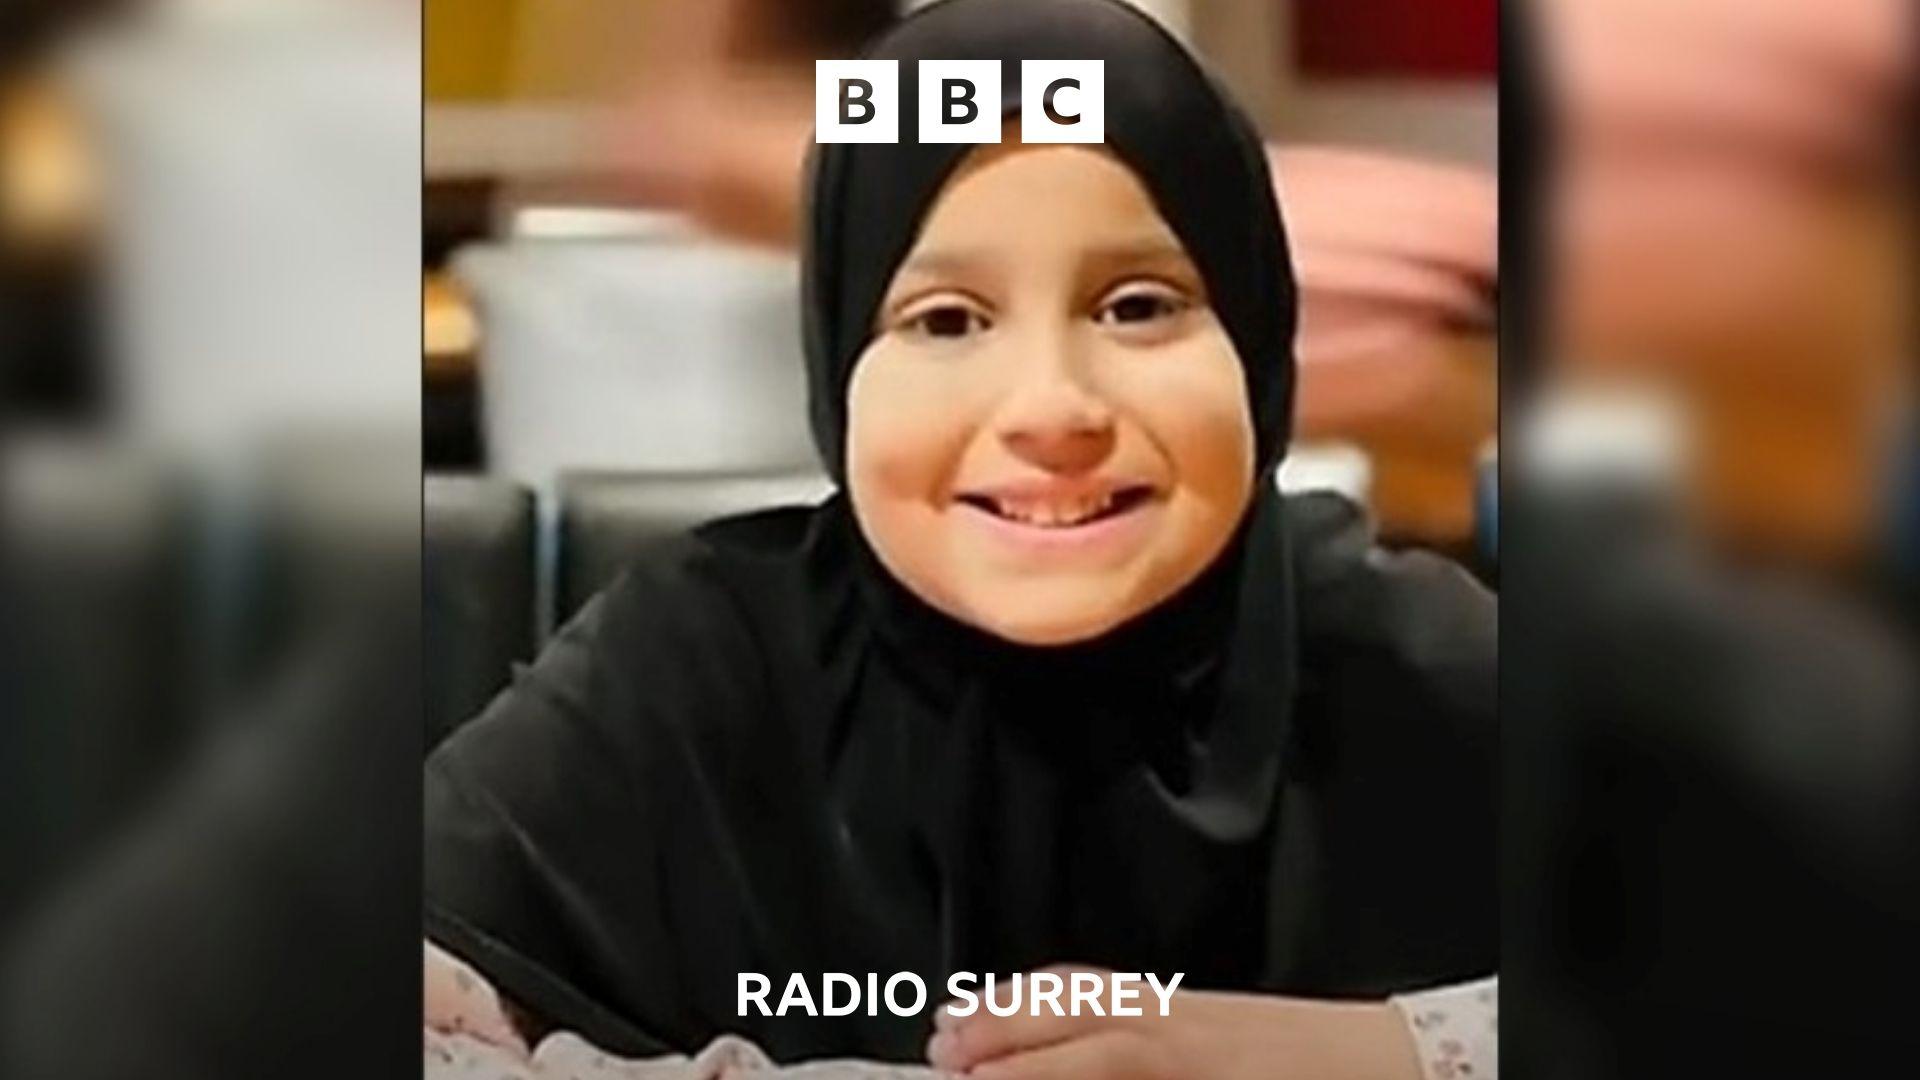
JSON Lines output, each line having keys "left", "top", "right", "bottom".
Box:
{"left": 992, "top": 346, "right": 1117, "bottom": 475}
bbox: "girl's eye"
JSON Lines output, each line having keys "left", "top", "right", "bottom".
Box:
{"left": 1095, "top": 285, "right": 1190, "bottom": 326}
{"left": 903, "top": 303, "right": 990, "bottom": 339}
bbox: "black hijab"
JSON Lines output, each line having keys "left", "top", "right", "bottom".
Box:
{"left": 426, "top": 0, "right": 1494, "bottom": 1065}
{"left": 800, "top": 0, "right": 1302, "bottom": 987}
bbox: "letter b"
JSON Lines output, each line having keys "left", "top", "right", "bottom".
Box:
{"left": 841, "top": 79, "right": 875, "bottom": 124}
{"left": 944, "top": 79, "right": 977, "bottom": 125}
{"left": 919, "top": 60, "right": 1001, "bottom": 144}
{"left": 816, "top": 60, "right": 898, "bottom": 143}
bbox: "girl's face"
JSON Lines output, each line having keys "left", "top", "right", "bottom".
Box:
{"left": 846, "top": 141, "right": 1255, "bottom": 646}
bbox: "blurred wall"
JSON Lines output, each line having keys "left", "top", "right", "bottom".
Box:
{"left": 425, "top": 0, "right": 634, "bottom": 180}
{"left": 426, "top": 0, "right": 1205, "bottom": 179}
{"left": 1197, "top": 0, "right": 1497, "bottom": 167}
{"left": 423, "top": 0, "right": 519, "bottom": 101}
{"left": 426, "top": 0, "right": 1497, "bottom": 177}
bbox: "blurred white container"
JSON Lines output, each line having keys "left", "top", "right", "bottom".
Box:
{"left": 1277, "top": 441, "right": 1374, "bottom": 507}
{"left": 1519, "top": 379, "right": 1690, "bottom": 492}
{"left": 452, "top": 216, "right": 820, "bottom": 493}
{"left": 63, "top": 0, "right": 421, "bottom": 464}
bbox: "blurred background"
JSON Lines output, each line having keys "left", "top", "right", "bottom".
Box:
{"left": 1, "top": 0, "right": 1914, "bottom": 1077}
{"left": 1507, "top": 0, "right": 1917, "bottom": 1076}
{"left": 3, "top": 2, "right": 421, "bottom": 1078}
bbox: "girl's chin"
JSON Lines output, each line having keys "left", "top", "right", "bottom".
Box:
{"left": 956, "top": 587, "right": 1144, "bottom": 647}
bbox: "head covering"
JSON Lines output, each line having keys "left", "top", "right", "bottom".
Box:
{"left": 790, "top": 0, "right": 1306, "bottom": 1004}
{"left": 801, "top": 0, "right": 1296, "bottom": 483}
{"left": 425, "top": 0, "right": 1496, "bottom": 1066}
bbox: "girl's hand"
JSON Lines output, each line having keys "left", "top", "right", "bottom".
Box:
{"left": 423, "top": 939, "right": 530, "bottom": 1059}
{"left": 925, "top": 965, "right": 1422, "bottom": 1080}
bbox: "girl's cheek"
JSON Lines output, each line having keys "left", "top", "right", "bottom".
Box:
{"left": 1113, "top": 339, "right": 1255, "bottom": 493}
{"left": 848, "top": 353, "right": 977, "bottom": 500}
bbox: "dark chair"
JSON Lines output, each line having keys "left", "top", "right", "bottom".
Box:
{"left": 424, "top": 474, "right": 536, "bottom": 749}
{"left": 554, "top": 468, "right": 834, "bottom": 627}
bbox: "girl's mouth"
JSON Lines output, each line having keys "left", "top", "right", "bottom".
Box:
{"left": 954, "top": 484, "right": 1158, "bottom": 529}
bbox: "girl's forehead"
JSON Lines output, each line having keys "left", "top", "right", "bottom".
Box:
{"left": 908, "top": 144, "right": 1184, "bottom": 254}
{"left": 922, "top": 142, "right": 1156, "bottom": 226}
{"left": 880, "top": 146, "right": 1200, "bottom": 298}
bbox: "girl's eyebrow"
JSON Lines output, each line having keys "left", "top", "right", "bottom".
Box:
{"left": 1078, "top": 237, "right": 1195, "bottom": 270}
{"left": 893, "top": 249, "right": 993, "bottom": 280}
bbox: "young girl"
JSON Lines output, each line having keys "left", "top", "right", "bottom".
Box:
{"left": 425, "top": 1, "right": 1495, "bottom": 1074}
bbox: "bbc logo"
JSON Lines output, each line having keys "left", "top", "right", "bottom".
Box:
{"left": 816, "top": 60, "right": 1104, "bottom": 144}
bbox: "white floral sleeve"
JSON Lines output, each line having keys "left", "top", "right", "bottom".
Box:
{"left": 1389, "top": 977, "right": 1497, "bottom": 1080}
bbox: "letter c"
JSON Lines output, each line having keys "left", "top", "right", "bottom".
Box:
{"left": 1043, "top": 78, "right": 1080, "bottom": 125}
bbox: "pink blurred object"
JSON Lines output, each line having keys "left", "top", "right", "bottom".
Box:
{"left": 1543, "top": 0, "right": 1912, "bottom": 370}
{"left": 1542, "top": 0, "right": 1911, "bottom": 171}
{"left": 1273, "top": 147, "right": 1497, "bottom": 308}
{"left": 1268, "top": 146, "right": 1496, "bottom": 434}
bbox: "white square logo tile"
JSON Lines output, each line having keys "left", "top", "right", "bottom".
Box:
{"left": 815, "top": 60, "right": 898, "bottom": 143}
{"left": 917, "top": 60, "right": 1002, "bottom": 144}
{"left": 1020, "top": 60, "right": 1104, "bottom": 144}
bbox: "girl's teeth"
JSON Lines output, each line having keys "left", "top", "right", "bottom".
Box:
{"left": 991, "top": 492, "right": 1119, "bottom": 527}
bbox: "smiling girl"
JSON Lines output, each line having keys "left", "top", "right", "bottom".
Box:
{"left": 425, "top": 1, "right": 1496, "bottom": 1075}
